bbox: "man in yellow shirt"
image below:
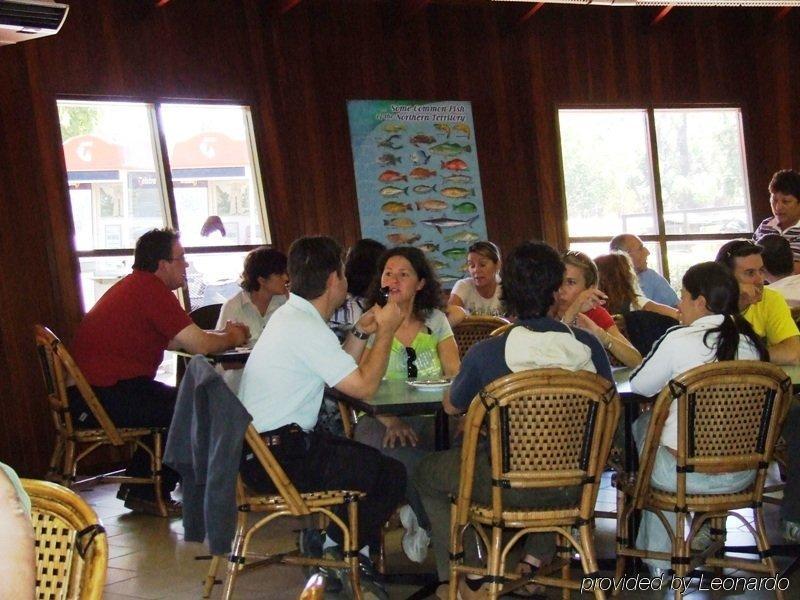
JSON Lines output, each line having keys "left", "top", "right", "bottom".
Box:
{"left": 715, "top": 239, "right": 800, "bottom": 365}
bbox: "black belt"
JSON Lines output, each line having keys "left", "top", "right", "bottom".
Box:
{"left": 259, "top": 423, "right": 305, "bottom": 449}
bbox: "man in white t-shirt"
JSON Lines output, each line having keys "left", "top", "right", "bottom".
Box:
{"left": 238, "top": 236, "right": 405, "bottom": 596}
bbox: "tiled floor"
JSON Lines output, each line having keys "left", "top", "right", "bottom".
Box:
{"left": 78, "top": 474, "right": 800, "bottom": 599}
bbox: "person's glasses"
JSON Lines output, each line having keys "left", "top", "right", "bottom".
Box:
{"left": 405, "top": 346, "right": 418, "bottom": 379}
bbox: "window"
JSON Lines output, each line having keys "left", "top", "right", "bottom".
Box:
{"left": 58, "top": 100, "right": 269, "bottom": 384}
{"left": 558, "top": 107, "right": 752, "bottom": 290}
{"left": 58, "top": 100, "right": 269, "bottom": 310}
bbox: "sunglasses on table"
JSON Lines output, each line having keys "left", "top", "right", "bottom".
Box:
{"left": 405, "top": 346, "right": 418, "bottom": 379}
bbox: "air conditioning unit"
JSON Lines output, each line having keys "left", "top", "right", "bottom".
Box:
{"left": 0, "top": 0, "right": 69, "bottom": 46}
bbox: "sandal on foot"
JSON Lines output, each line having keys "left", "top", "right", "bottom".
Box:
{"left": 512, "top": 556, "right": 547, "bottom": 598}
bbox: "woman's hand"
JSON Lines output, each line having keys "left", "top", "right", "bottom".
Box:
{"left": 562, "top": 288, "right": 607, "bottom": 323}
{"left": 378, "top": 415, "right": 419, "bottom": 448}
{"left": 574, "top": 312, "right": 603, "bottom": 336}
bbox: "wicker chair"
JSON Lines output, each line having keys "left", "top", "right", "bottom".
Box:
{"left": 449, "top": 369, "right": 620, "bottom": 600}
{"left": 23, "top": 478, "right": 108, "bottom": 600}
{"left": 452, "top": 315, "right": 510, "bottom": 360}
{"left": 34, "top": 325, "right": 169, "bottom": 516}
{"left": 204, "top": 425, "right": 364, "bottom": 600}
{"left": 614, "top": 361, "right": 791, "bottom": 599}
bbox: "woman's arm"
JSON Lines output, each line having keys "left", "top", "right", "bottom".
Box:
{"left": 437, "top": 336, "right": 461, "bottom": 377}
{"left": 0, "top": 470, "right": 34, "bottom": 599}
{"left": 561, "top": 288, "right": 608, "bottom": 324}
{"left": 642, "top": 300, "right": 679, "bottom": 321}
{"left": 575, "top": 315, "right": 642, "bottom": 368}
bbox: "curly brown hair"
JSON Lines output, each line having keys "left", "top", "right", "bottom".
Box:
{"left": 594, "top": 252, "right": 639, "bottom": 314}
{"left": 365, "top": 246, "right": 443, "bottom": 320}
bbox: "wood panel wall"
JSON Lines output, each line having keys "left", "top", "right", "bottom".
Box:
{"left": 0, "top": 0, "right": 798, "bottom": 475}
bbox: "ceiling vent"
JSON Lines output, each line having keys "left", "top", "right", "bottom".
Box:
{"left": 0, "top": 0, "right": 69, "bottom": 46}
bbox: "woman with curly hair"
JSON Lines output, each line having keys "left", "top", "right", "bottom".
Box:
{"left": 355, "top": 246, "right": 460, "bottom": 563}
{"left": 594, "top": 252, "right": 678, "bottom": 319}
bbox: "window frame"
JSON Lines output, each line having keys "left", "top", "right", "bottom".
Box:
{"left": 555, "top": 102, "right": 754, "bottom": 282}
{"left": 57, "top": 95, "right": 272, "bottom": 309}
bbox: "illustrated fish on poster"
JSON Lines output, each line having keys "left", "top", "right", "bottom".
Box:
{"left": 377, "top": 153, "right": 402, "bottom": 166}
{"left": 434, "top": 123, "right": 451, "bottom": 138}
{"left": 442, "top": 173, "right": 472, "bottom": 184}
{"left": 442, "top": 247, "right": 468, "bottom": 260}
{"left": 409, "top": 167, "right": 436, "bottom": 179}
{"left": 378, "top": 170, "right": 407, "bottom": 182}
{"left": 441, "top": 158, "right": 468, "bottom": 171}
{"left": 383, "top": 217, "right": 415, "bottom": 228}
{"left": 387, "top": 232, "right": 421, "bottom": 245}
{"left": 410, "top": 150, "right": 431, "bottom": 165}
{"left": 381, "top": 201, "right": 413, "bottom": 213}
{"left": 415, "top": 199, "right": 448, "bottom": 211}
{"left": 454, "top": 123, "right": 471, "bottom": 139}
{"left": 420, "top": 214, "right": 479, "bottom": 233}
{"left": 417, "top": 243, "right": 440, "bottom": 253}
{"left": 445, "top": 230, "right": 479, "bottom": 243}
{"left": 378, "top": 134, "right": 403, "bottom": 150}
{"left": 383, "top": 123, "right": 406, "bottom": 133}
{"left": 380, "top": 185, "right": 409, "bottom": 197}
{"left": 410, "top": 134, "right": 436, "bottom": 147}
{"left": 441, "top": 187, "right": 475, "bottom": 199}
{"left": 412, "top": 184, "right": 437, "bottom": 194}
{"left": 438, "top": 273, "right": 461, "bottom": 283}
{"left": 453, "top": 201, "right": 478, "bottom": 214}
{"left": 430, "top": 142, "right": 471, "bottom": 156}
{"left": 428, "top": 259, "right": 448, "bottom": 270}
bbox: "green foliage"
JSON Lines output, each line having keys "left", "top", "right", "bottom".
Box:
{"left": 58, "top": 106, "right": 99, "bottom": 141}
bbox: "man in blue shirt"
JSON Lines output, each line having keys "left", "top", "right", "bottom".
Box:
{"left": 413, "top": 241, "right": 613, "bottom": 596}
{"left": 610, "top": 233, "right": 678, "bottom": 307}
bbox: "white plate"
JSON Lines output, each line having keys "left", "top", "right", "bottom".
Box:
{"left": 407, "top": 379, "right": 451, "bottom": 391}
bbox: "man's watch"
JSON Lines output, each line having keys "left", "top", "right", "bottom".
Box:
{"left": 351, "top": 327, "right": 369, "bottom": 340}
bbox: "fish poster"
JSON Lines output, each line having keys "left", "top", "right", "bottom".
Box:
{"left": 347, "top": 99, "right": 488, "bottom": 286}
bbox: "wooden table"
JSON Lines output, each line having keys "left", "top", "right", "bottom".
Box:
{"left": 328, "top": 379, "right": 451, "bottom": 450}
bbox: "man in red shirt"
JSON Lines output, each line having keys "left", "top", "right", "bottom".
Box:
{"left": 71, "top": 229, "right": 249, "bottom": 515}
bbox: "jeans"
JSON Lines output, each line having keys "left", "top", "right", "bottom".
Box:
{"left": 632, "top": 412, "right": 755, "bottom": 570}
{"left": 68, "top": 377, "right": 180, "bottom": 497}
{"left": 240, "top": 429, "right": 406, "bottom": 550}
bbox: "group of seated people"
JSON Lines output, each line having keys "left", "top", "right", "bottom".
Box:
{"left": 63, "top": 169, "right": 800, "bottom": 597}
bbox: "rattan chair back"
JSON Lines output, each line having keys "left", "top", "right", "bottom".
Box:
{"left": 450, "top": 368, "right": 620, "bottom": 599}
{"left": 205, "top": 424, "right": 365, "bottom": 599}
{"left": 616, "top": 360, "right": 792, "bottom": 596}
{"left": 23, "top": 478, "right": 107, "bottom": 600}
{"left": 34, "top": 325, "right": 167, "bottom": 515}
{"left": 453, "top": 315, "right": 510, "bottom": 359}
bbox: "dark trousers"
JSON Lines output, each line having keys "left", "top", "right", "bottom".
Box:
{"left": 782, "top": 404, "right": 800, "bottom": 522}
{"left": 240, "top": 428, "right": 406, "bottom": 550}
{"left": 68, "top": 377, "right": 180, "bottom": 497}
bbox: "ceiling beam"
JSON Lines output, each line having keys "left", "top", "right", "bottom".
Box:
{"left": 277, "top": 0, "right": 304, "bottom": 15}
{"left": 517, "top": 2, "right": 546, "bottom": 26}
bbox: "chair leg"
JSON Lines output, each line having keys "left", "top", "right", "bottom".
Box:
{"left": 345, "top": 500, "right": 362, "bottom": 600}
{"left": 203, "top": 555, "right": 221, "bottom": 598}
{"left": 558, "top": 533, "right": 571, "bottom": 600}
{"left": 151, "top": 432, "right": 167, "bottom": 517}
{"left": 614, "top": 488, "right": 628, "bottom": 589}
{"left": 46, "top": 437, "right": 65, "bottom": 483}
{"left": 672, "top": 511, "right": 687, "bottom": 600}
{"left": 486, "top": 526, "right": 503, "bottom": 600}
{"left": 752, "top": 508, "right": 783, "bottom": 600}
{"left": 221, "top": 510, "right": 249, "bottom": 600}
{"left": 577, "top": 524, "right": 605, "bottom": 600}
{"left": 376, "top": 520, "right": 387, "bottom": 575}
{"left": 62, "top": 438, "right": 77, "bottom": 487}
{"left": 448, "top": 504, "right": 462, "bottom": 600}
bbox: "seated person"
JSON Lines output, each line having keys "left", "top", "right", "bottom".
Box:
{"left": 413, "top": 241, "right": 612, "bottom": 598}
{"left": 329, "top": 238, "right": 386, "bottom": 342}
{"left": 0, "top": 462, "right": 34, "bottom": 599}
{"left": 715, "top": 239, "right": 800, "bottom": 364}
{"left": 447, "top": 241, "right": 504, "bottom": 326}
{"left": 759, "top": 233, "right": 800, "bottom": 307}
{"left": 355, "top": 246, "right": 460, "bottom": 563}
{"left": 216, "top": 247, "right": 289, "bottom": 393}
{"left": 753, "top": 169, "right": 800, "bottom": 273}
{"left": 238, "top": 236, "right": 406, "bottom": 596}
{"left": 594, "top": 252, "right": 679, "bottom": 320}
{"left": 628, "top": 261, "right": 768, "bottom": 574}
{"left": 70, "top": 229, "right": 249, "bottom": 515}
{"left": 610, "top": 234, "right": 678, "bottom": 307}
{"left": 557, "top": 250, "right": 642, "bottom": 368}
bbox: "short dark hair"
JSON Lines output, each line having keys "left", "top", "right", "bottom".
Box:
{"left": 501, "top": 241, "right": 564, "bottom": 319}
{"left": 365, "top": 246, "right": 443, "bottom": 319}
{"left": 714, "top": 239, "right": 763, "bottom": 271}
{"left": 133, "top": 228, "right": 179, "bottom": 272}
{"left": 287, "top": 236, "right": 343, "bottom": 300}
{"left": 345, "top": 239, "right": 386, "bottom": 298}
{"left": 769, "top": 169, "right": 800, "bottom": 200}
{"left": 241, "top": 247, "right": 288, "bottom": 292}
{"left": 758, "top": 234, "right": 794, "bottom": 277}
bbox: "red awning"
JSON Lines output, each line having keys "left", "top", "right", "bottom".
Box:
{"left": 62, "top": 135, "right": 125, "bottom": 171}
{"left": 169, "top": 132, "right": 247, "bottom": 169}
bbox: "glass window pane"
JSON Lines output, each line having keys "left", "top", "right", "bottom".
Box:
{"left": 665, "top": 239, "right": 730, "bottom": 291}
{"left": 655, "top": 109, "right": 752, "bottom": 235}
{"left": 559, "top": 109, "right": 658, "bottom": 238}
{"left": 569, "top": 241, "right": 665, "bottom": 277}
{"left": 161, "top": 104, "right": 267, "bottom": 247}
{"left": 58, "top": 100, "right": 167, "bottom": 251}
{"left": 77, "top": 256, "right": 132, "bottom": 310}
{"left": 186, "top": 251, "right": 247, "bottom": 311}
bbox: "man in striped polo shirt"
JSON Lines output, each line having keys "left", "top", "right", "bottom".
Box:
{"left": 753, "top": 169, "right": 800, "bottom": 274}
